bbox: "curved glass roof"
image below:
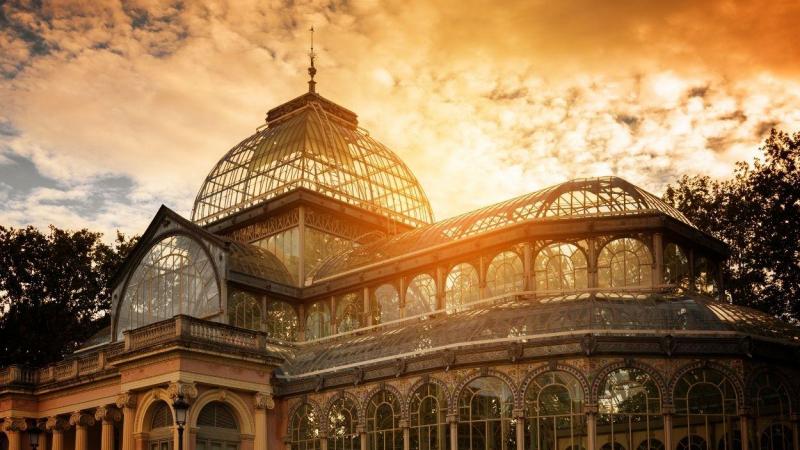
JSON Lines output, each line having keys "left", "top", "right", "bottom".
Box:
{"left": 311, "top": 176, "right": 694, "bottom": 280}
{"left": 191, "top": 92, "right": 434, "bottom": 227}
{"left": 281, "top": 292, "right": 800, "bottom": 377}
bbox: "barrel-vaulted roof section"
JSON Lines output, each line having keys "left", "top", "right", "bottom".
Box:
{"left": 191, "top": 93, "right": 434, "bottom": 227}
{"left": 311, "top": 177, "right": 695, "bottom": 280}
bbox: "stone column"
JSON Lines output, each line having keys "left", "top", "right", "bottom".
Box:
{"left": 254, "top": 392, "right": 275, "bottom": 450}
{"left": 447, "top": 413, "right": 458, "bottom": 450}
{"left": 116, "top": 392, "right": 138, "bottom": 450}
{"left": 513, "top": 408, "right": 525, "bottom": 450}
{"left": 358, "top": 424, "right": 367, "bottom": 450}
{"left": 46, "top": 417, "right": 71, "bottom": 450}
{"left": 662, "top": 406, "right": 673, "bottom": 450}
{"left": 96, "top": 406, "right": 122, "bottom": 450}
{"left": 70, "top": 412, "right": 96, "bottom": 450}
{"left": 585, "top": 405, "right": 597, "bottom": 450}
{"left": 2, "top": 417, "right": 28, "bottom": 450}
{"left": 399, "top": 419, "right": 410, "bottom": 450}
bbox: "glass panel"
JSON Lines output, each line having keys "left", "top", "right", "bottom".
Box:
{"left": 525, "top": 371, "right": 586, "bottom": 450}
{"left": 305, "top": 301, "right": 331, "bottom": 340}
{"left": 228, "top": 291, "right": 262, "bottom": 330}
{"left": 254, "top": 227, "right": 301, "bottom": 285}
{"left": 598, "top": 369, "right": 663, "bottom": 450}
{"left": 694, "top": 257, "right": 718, "bottom": 296}
{"left": 336, "top": 292, "right": 364, "bottom": 333}
{"left": 446, "top": 263, "right": 480, "bottom": 310}
{"left": 486, "top": 251, "right": 524, "bottom": 296}
{"left": 598, "top": 238, "right": 652, "bottom": 288}
{"left": 410, "top": 383, "right": 450, "bottom": 450}
{"left": 329, "top": 397, "right": 360, "bottom": 450}
{"left": 406, "top": 274, "right": 437, "bottom": 316}
{"left": 265, "top": 300, "right": 299, "bottom": 341}
{"left": 304, "top": 228, "right": 354, "bottom": 285}
{"left": 459, "top": 377, "right": 516, "bottom": 450}
{"left": 367, "top": 391, "right": 403, "bottom": 450}
{"left": 664, "top": 244, "right": 689, "bottom": 289}
{"left": 673, "top": 369, "right": 738, "bottom": 450}
{"left": 534, "top": 243, "right": 588, "bottom": 292}
{"left": 753, "top": 372, "right": 794, "bottom": 450}
{"left": 118, "top": 235, "right": 220, "bottom": 338}
{"left": 374, "top": 284, "right": 400, "bottom": 324}
{"left": 290, "top": 404, "right": 320, "bottom": 450}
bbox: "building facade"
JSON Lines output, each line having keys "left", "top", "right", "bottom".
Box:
{"left": 1, "top": 86, "right": 798, "bottom": 450}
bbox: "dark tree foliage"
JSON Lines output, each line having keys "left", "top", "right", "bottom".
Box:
{"left": 664, "top": 130, "right": 800, "bottom": 321}
{"left": 0, "top": 226, "right": 137, "bottom": 367}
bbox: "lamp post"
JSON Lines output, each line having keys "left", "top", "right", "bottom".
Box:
{"left": 27, "top": 424, "right": 41, "bottom": 450}
{"left": 173, "top": 395, "right": 189, "bottom": 450}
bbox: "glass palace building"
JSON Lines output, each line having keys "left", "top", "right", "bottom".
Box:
{"left": 1, "top": 84, "right": 799, "bottom": 450}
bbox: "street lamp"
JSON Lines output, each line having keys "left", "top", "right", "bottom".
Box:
{"left": 27, "top": 424, "right": 41, "bottom": 450}
{"left": 172, "top": 395, "right": 190, "bottom": 450}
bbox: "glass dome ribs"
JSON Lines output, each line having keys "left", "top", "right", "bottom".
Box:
{"left": 311, "top": 177, "right": 695, "bottom": 281}
{"left": 191, "top": 93, "right": 434, "bottom": 228}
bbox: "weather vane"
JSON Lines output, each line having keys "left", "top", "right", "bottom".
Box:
{"left": 308, "top": 26, "right": 317, "bottom": 93}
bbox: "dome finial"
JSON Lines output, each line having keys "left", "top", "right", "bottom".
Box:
{"left": 307, "top": 26, "right": 317, "bottom": 93}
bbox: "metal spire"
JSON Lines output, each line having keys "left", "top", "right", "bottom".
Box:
{"left": 307, "top": 26, "right": 317, "bottom": 93}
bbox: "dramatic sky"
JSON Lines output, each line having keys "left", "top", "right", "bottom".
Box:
{"left": 1, "top": 0, "right": 800, "bottom": 237}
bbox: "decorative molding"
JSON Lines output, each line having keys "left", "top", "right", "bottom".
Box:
{"left": 255, "top": 392, "right": 275, "bottom": 410}
{"left": 2, "top": 417, "right": 28, "bottom": 433}
{"left": 167, "top": 381, "right": 198, "bottom": 402}
{"left": 116, "top": 392, "right": 137, "bottom": 409}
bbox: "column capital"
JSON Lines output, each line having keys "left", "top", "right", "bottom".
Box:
{"left": 446, "top": 413, "right": 458, "bottom": 424}
{"left": 95, "top": 406, "right": 122, "bottom": 423}
{"left": 167, "top": 381, "right": 198, "bottom": 403}
{"left": 512, "top": 408, "right": 525, "bottom": 420}
{"left": 583, "top": 403, "right": 598, "bottom": 416}
{"left": 255, "top": 392, "right": 275, "bottom": 410}
{"left": 45, "top": 416, "right": 71, "bottom": 432}
{"left": 116, "top": 392, "right": 137, "bottom": 409}
{"left": 2, "top": 417, "right": 28, "bottom": 432}
{"left": 69, "top": 411, "right": 96, "bottom": 428}
{"left": 398, "top": 419, "right": 409, "bottom": 429}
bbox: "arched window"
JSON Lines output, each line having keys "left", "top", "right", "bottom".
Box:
{"left": 598, "top": 368, "right": 663, "bottom": 450}
{"left": 305, "top": 301, "right": 331, "bottom": 340}
{"left": 290, "top": 404, "right": 320, "bottom": 450}
{"left": 446, "top": 263, "right": 480, "bottom": 310}
{"left": 406, "top": 274, "right": 437, "bottom": 316}
{"left": 265, "top": 300, "right": 299, "bottom": 341}
{"left": 374, "top": 284, "right": 400, "bottom": 324}
{"left": 228, "top": 291, "right": 262, "bottom": 330}
{"left": 524, "top": 371, "right": 585, "bottom": 450}
{"left": 694, "top": 257, "right": 718, "bottom": 296}
{"left": 118, "top": 235, "right": 220, "bottom": 338}
{"left": 148, "top": 401, "right": 174, "bottom": 449}
{"left": 328, "top": 397, "right": 360, "bottom": 450}
{"left": 410, "top": 383, "right": 450, "bottom": 450}
{"left": 366, "top": 390, "right": 403, "bottom": 450}
{"left": 534, "top": 243, "right": 588, "bottom": 292}
{"left": 664, "top": 244, "right": 689, "bottom": 288}
{"left": 459, "top": 376, "right": 516, "bottom": 450}
{"left": 197, "top": 401, "right": 240, "bottom": 450}
{"left": 336, "top": 293, "right": 364, "bottom": 333}
{"left": 753, "top": 372, "right": 794, "bottom": 450}
{"left": 486, "top": 251, "right": 524, "bottom": 296}
{"left": 598, "top": 238, "right": 652, "bottom": 288}
{"left": 673, "top": 368, "right": 739, "bottom": 450}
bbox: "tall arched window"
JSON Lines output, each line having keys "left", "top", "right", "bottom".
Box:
{"left": 534, "top": 243, "right": 588, "bottom": 292}
{"left": 228, "top": 291, "right": 262, "bottom": 330}
{"left": 598, "top": 368, "right": 663, "bottom": 450}
{"left": 328, "top": 397, "right": 360, "bottom": 450}
{"left": 148, "top": 401, "right": 174, "bottom": 449}
{"left": 673, "top": 368, "right": 739, "bottom": 450}
{"left": 305, "top": 301, "right": 331, "bottom": 340}
{"left": 118, "top": 235, "right": 220, "bottom": 338}
{"left": 374, "top": 284, "right": 400, "bottom": 324}
{"left": 366, "top": 390, "right": 403, "bottom": 450}
{"left": 524, "top": 371, "right": 585, "bottom": 450}
{"left": 446, "top": 263, "right": 480, "bottom": 310}
{"left": 459, "top": 376, "right": 516, "bottom": 450}
{"left": 752, "top": 372, "right": 794, "bottom": 450}
{"left": 290, "top": 403, "right": 320, "bottom": 450}
{"left": 265, "top": 299, "right": 299, "bottom": 341}
{"left": 664, "top": 244, "right": 689, "bottom": 289}
{"left": 406, "top": 274, "right": 437, "bottom": 316}
{"left": 597, "top": 238, "right": 652, "bottom": 288}
{"left": 410, "top": 383, "right": 450, "bottom": 450}
{"left": 196, "top": 401, "right": 240, "bottom": 450}
{"left": 486, "top": 251, "right": 524, "bottom": 296}
{"left": 336, "top": 293, "right": 364, "bottom": 333}
{"left": 694, "top": 257, "right": 718, "bottom": 296}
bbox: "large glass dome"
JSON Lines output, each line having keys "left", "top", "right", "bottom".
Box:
{"left": 191, "top": 92, "right": 434, "bottom": 227}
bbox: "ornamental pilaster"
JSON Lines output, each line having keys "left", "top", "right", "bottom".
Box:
{"left": 167, "top": 381, "right": 198, "bottom": 402}
{"left": 255, "top": 392, "right": 275, "bottom": 410}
